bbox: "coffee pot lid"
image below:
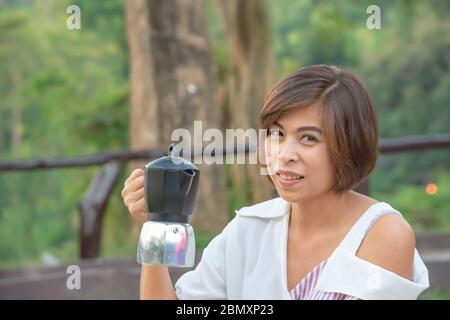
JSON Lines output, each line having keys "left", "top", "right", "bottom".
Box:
{"left": 144, "top": 143, "right": 199, "bottom": 171}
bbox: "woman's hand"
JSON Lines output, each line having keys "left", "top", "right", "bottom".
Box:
{"left": 122, "top": 168, "right": 176, "bottom": 299}
{"left": 121, "top": 168, "right": 147, "bottom": 224}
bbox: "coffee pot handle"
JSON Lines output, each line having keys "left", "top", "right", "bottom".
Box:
{"left": 183, "top": 170, "right": 195, "bottom": 196}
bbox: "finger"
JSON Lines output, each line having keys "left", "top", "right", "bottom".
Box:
{"left": 125, "top": 169, "right": 144, "bottom": 186}
{"left": 125, "top": 175, "right": 145, "bottom": 193}
{"left": 129, "top": 197, "right": 147, "bottom": 215}
{"left": 126, "top": 188, "right": 145, "bottom": 203}
{"left": 124, "top": 188, "right": 144, "bottom": 207}
{"left": 124, "top": 169, "right": 144, "bottom": 186}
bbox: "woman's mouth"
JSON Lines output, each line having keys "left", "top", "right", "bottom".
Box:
{"left": 275, "top": 172, "right": 305, "bottom": 188}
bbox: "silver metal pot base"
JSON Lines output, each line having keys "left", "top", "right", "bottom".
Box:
{"left": 137, "top": 221, "right": 195, "bottom": 268}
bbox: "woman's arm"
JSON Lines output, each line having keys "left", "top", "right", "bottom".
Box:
{"left": 121, "top": 169, "right": 177, "bottom": 299}
{"left": 140, "top": 265, "right": 176, "bottom": 300}
{"left": 357, "top": 213, "right": 416, "bottom": 280}
{"left": 122, "top": 168, "right": 231, "bottom": 300}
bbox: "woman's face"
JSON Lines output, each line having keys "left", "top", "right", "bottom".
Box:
{"left": 264, "top": 103, "right": 335, "bottom": 203}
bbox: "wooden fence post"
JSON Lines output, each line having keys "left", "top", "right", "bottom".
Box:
{"left": 79, "top": 161, "right": 121, "bottom": 259}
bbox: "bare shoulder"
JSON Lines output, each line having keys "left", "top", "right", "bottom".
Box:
{"left": 356, "top": 211, "right": 416, "bottom": 280}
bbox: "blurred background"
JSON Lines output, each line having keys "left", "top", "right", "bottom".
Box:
{"left": 0, "top": 0, "right": 449, "bottom": 299}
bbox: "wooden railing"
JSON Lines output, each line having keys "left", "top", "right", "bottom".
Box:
{"left": 0, "top": 133, "right": 449, "bottom": 258}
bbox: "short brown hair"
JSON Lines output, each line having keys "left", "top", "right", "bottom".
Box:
{"left": 259, "top": 65, "right": 378, "bottom": 193}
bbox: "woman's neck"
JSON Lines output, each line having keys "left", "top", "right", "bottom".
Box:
{"left": 289, "top": 190, "right": 355, "bottom": 237}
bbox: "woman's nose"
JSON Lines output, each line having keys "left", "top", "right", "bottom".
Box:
{"left": 278, "top": 141, "right": 300, "bottom": 163}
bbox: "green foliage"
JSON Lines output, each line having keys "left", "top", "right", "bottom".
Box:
{"left": 0, "top": 169, "right": 90, "bottom": 267}
{"left": 419, "top": 289, "right": 450, "bottom": 300}
{"left": 0, "top": 0, "right": 129, "bottom": 267}
{"left": 372, "top": 172, "right": 450, "bottom": 232}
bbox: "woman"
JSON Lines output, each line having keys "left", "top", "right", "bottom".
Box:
{"left": 121, "top": 65, "right": 429, "bottom": 300}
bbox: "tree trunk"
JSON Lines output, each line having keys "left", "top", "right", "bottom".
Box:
{"left": 125, "top": 0, "right": 227, "bottom": 235}
{"left": 215, "top": 0, "right": 278, "bottom": 206}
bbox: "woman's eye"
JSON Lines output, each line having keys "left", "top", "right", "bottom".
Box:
{"left": 268, "top": 129, "right": 283, "bottom": 137}
{"left": 301, "top": 135, "right": 317, "bottom": 143}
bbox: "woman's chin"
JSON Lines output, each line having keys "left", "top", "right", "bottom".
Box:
{"left": 277, "top": 189, "right": 307, "bottom": 203}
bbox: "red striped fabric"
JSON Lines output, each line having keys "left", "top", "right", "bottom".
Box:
{"left": 290, "top": 259, "right": 359, "bottom": 300}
